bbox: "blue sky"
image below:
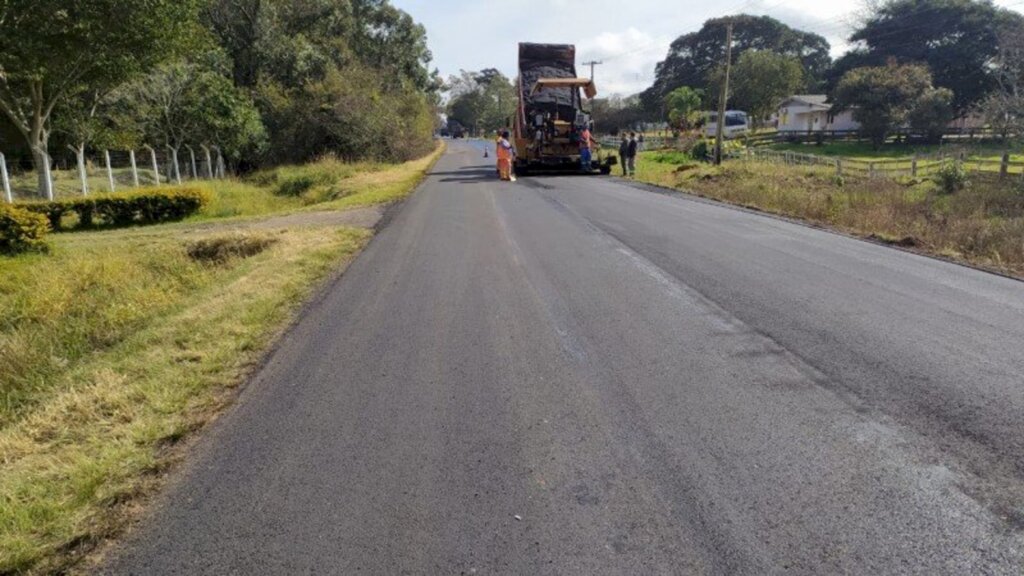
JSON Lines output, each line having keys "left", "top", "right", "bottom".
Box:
{"left": 393, "top": 0, "right": 1024, "bottom": 97}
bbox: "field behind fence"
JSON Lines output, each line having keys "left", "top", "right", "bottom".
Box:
{"left": 1, "top": 146, "right": 227, "bottom": 203}
{"left": 740, "top": 147, "right": 1024, "bottom": 179}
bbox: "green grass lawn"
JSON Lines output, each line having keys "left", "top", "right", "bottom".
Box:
{"left": 0, "top": 142, "right": 444, "bottom": 574}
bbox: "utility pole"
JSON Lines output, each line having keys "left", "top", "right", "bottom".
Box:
{"left": 714, "top": 23, "right": 733, "bottom": 166}
{"left": 582, "top": 60, "right": 603, "bottom": 80}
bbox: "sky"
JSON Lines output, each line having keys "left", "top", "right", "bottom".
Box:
{"left": 392, "top": 0, "right": 1024, "bottom": 97}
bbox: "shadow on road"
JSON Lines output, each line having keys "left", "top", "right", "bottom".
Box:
{"left": 433, "top": 167, "right": 499, "bottom": 183}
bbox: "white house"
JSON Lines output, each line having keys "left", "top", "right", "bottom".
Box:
{"left": 777, "top": 95, "right": 859, "bottom": 133}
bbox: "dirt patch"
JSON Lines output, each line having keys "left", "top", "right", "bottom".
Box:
{"left": 186, "top": 234, "right": 278, "bottom": 264}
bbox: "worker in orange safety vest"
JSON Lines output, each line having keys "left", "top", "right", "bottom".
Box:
{"left": 496, "top": 130, "right": 515, "bottom": 181}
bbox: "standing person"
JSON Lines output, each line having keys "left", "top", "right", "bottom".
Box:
{"left": 637, "top": 133, "right": 645, "bottom": 152}
{"left": 626, "top": 132, "right": 638, "bottom": 177}
{"left": 579, "top": 123, "right": 593, "bottom": 172}
{"left": 618, "top": 134, "right": 629, "bottom": 176}
{"left": 496, "top": 130, "right": 515, "bottom": 181}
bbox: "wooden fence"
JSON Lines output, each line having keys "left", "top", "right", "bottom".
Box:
{"left": 600, "top": 127, "right": 1015, "bottom": 151}
{"left": 740, "top": 148, "right": 1024, "bottom": 179}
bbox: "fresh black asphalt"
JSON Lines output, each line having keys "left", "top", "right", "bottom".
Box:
{"left": 105, "top": 141, "right": 1024, "bottom": 574}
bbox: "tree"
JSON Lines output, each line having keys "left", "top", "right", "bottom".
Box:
{"left": 909, "top": 88, "right": 955, "bottom": 143}
{"left": 993, "top": 21, "right": 1024, "bottom": 100}
{"left": 978, "top": 93, "right": 1024, "bottom": 140}
{"left": 445, "top": 69, "right": 516, "bottom": 135}
{"left": 832, "top": 63, "right": 936, "bottom": 148}
{"left": 642, "top": 15, "right": 830, "bottom": 116}
{"left": 0, "top": 0, "right": 201, "bottom": 196}
{"left": 717, "top": 51, "right": 803, "bottom": 130}
{"left": 664, "top": 87, "right": 703, "bottom": 132}
{"left": 829, "top": 0, "right": 1024, "bottom": 113}
{"left": 591, "top": 94, "right": 645, "bottom": 133}
{"left": 207, "top": 0, "right": 438, "bottom": 164}
{"left": 976, "top": 22, "right": 1024, "bottom": 141}
{"left": 115, "top": 54, "right": 266, "bottom": 178}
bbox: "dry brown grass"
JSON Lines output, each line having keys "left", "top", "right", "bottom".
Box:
{"left": 636, "top": 154, "right": 1024, "bottom": 278}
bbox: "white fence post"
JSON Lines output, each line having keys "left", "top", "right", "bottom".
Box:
{"left": 169, "top": 146, "right": 182, "bottom": 184}
{"left": 201, "top": 145, "right": 213, "bottom": 179}
{"left": 105, "top": 150, "right": 116, "bottom": 192}
{"left": 213, "top": 147, "right": 225, "bottom": 178}
{"left": 69, "top": 145, "right": 88, "bottom": 196}
{"left": 186, "top": 145, "right": 198, "bottom": 180}
{"left": 0, "top": 153, "right": 11, "bottom": 203}
{"left": 145, "top": 146, "right": 160, "bottom": 185}
{"left": 129, "top": 149, "right": 140, "bottom": 187}
{"left": 43, "top": 153, "right": 54, "bottom": 201}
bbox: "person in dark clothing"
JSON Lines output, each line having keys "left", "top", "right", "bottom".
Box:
{"left": 626, "top": 132, "right": 638, "bottom": 177}
{"left": 618, "top": 134, "right": 629, "bottom": 176}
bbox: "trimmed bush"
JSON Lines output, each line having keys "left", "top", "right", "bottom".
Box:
{"left": 0, "top": 204, "right": 50, "bottom": 254}
{"left": 16, "top": 186, "right": 209, "bottom": 231}
{"left": 186, "top": 234, "right": 277, "bottom": 264}
{"left": 935, "top": 161, "right": 969, "bottom": 195}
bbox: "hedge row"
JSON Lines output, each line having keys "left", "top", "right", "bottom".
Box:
{"left": 15, "top": 186, "right": 210, "bottom": 231}
{"left": 0, "top": 204, "right": 50, "bottom": 254}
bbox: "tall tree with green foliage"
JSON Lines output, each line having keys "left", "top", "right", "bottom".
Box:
{"left": 445, "top": 69, "right": 516, "bottom": 135}
{"left": 0, "top": 0, "right": 201, "bottom": 195}
{"left": 713, "top": 51, "right": 803, "bottom": 129}
{"left": 114, "top": 54, "right": 266, "bottom": 171}
{"left": 909, "top": 88, "right": 955, "bottom": 143}
{"left": 206, "top": 0, "right": 439, "bottom": 164}
{"left": 664, "top": 87, "right": 703, "bottom": 132}
{"left": 829, "top": 0, "right": 1024, "bottom": 113}
{"left": 832, "top": 63, "right": 938, "bottom": 148}
{"left": 642, "top": 15, "right": 829, "bottom": 116}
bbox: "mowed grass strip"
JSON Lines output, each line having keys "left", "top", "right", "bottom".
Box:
{"left": 634, "top": 153, "right": 1024, "bottom": 278}
{"left": 0, "top": 144, "right": 443, "bottom": 574}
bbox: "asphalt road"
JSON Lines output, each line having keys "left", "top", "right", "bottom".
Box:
{"left": 106, "top": 141, "right": 1024, "bottom": 574}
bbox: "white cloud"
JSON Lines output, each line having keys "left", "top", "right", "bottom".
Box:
{"left": 575, "top": 27, "right": 671, "bottom": 96}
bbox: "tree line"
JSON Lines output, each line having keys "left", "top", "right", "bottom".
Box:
{"left": 0, "top": 0, "right": 442, "bottom": 195}
{"left": 452, "top": 0, "right": 1022, "bottom": 148}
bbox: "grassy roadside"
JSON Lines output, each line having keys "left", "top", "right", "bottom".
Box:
{"left": 633, "top": 152, "right": 1024, "bottom": 279}
{"left": 0, "top": 142, "right": 444, "bottom": 574}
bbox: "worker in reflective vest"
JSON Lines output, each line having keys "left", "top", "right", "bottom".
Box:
{"left": 579, "top": 125, "right": 593, "bottom": 171}
{"left": 496, "top": 130, "right": 515, "bottom": 181}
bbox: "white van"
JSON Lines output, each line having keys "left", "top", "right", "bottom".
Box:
{"left": 704, "top": 111, "right": 749, "bottom": 139}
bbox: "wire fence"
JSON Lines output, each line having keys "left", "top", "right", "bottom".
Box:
{"left": 1, "top": 145, "right": 227, "bottom": 203}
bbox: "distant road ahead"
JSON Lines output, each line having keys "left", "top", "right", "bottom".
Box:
{"left": 107, "top": 141, "right": 1024, "bottom": 574}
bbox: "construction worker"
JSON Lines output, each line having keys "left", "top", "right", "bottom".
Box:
{"left": 496, "top": 130, "right": 515, "bottom": 181}
{"left": 579, "top": 123, "right": 593, "bottom": 172}
{"left": 618, "top": 134, "right": 629, "bottom": 176}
